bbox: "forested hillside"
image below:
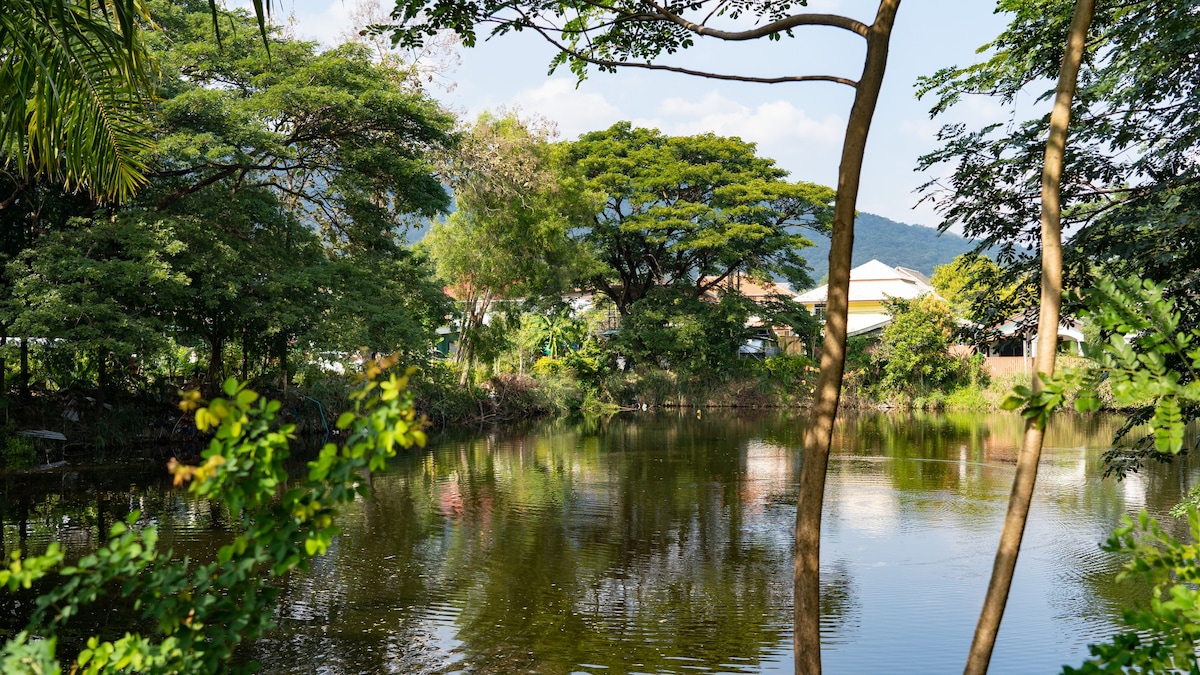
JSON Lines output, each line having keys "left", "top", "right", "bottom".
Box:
{"left": 801, "top": 212, "right": 978, "bottom": 286}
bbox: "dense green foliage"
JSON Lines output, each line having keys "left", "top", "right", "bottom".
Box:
{"left": 568, "top": 122, "right": 833, "bottom": 315}
{"left": 613, "top": 288, "right": 753, "bottom": 377}
{"left": 424, "top": 113, "right": 593, "bottom": 383}
{"left": 561, "top": 122, "right": 830, "bottom": 370}
{"left": 0, "top": 359, "right": 426, "bottom": 672}
{"left": 1, "top": 0, "right": 455, "bottom": 403}
{"left": 874, "top": 295, "right": 961, "bottom": 395}
{"left": 931, "top": 253, "right": 1031, "bottom": 327}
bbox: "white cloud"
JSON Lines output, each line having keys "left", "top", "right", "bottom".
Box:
{"left": 640, "top": 91, "right": 843, "bottom": 151}
{"left": 506, "top": 79, "right": 626, "bottom": 139}
{"left": 899, "top": 117, "right": 942, "bottom": 144}
{"left": 284, "top": 2, "right": 356, "bottom": 46}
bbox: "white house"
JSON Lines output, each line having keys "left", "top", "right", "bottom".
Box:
{"left": 794, "top": 259, "right": 938, "bottom": 337}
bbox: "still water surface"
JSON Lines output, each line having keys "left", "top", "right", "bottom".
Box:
{"left": 3, "top": 411, "right": 1195, "bottom": 674}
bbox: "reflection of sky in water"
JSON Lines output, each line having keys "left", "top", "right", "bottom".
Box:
{"left": 6, "top": 412, "right": 1191, "bottom": 674}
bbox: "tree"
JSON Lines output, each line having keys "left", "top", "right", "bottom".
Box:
{"left": 614, "top": 287, "right": 754, "bottom": 376}
{"left": 919, "top": 0, "right": 1200, "bottom": 475}
{"left": 145, "top": 2, "right": 459, "bottom": 379}
{"left": 917, "top": 1, "right": 1200, "bottom": 321}
{"left": 9, "top": 189, "right": 327, "bottom": 386}
{"left": 0, "top": 0, "right": 154, "bottom": 203}
{"left": 875, "top": 295, "right": 959, "bottom": 394}
{"left": 931, "top": 254, "right": 1029, "bottom": 325}
{"left": 567, "top": 123, "right": 833, "bottom": 315}
{"left": 425, "top": 112, "right": 593, "bottom": 385}
{"left": 6, "top": 215, "right": 181, "bottom": 394}
{"left": 314, "top": 248, "right": 451, "bottom": 362}
{"left": 919, "top": 1, "right": 1098, "bottom": 671}
{"left": 383, "top": 3, "right": 903, "bottom": 670}
{"left": 1, "top": 1, "right": 458, "bottom": 395}
{"left": 145, "top": 0, "right": 453, "bottom": 248}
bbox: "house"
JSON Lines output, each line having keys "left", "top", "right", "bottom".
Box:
{"left": 983, "top": 312, "right": 1085, "bottom": 357}
{"left": 794, "top": 259, "right": 938, "bottom": 337}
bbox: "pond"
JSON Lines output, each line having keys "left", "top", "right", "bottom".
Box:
{"left": 1, "top": 411, "right": 1194, "bottom": 674}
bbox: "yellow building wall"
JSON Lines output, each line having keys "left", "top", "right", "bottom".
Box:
{"left": 800, "top": 300, "right": 888, "bottom": 315}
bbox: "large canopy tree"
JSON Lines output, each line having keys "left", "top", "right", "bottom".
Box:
{"left": 383, "top": 3, "right": 903, "bottom": 670}
{"left": 2, "top": 0, "right": 457, "bottom": 393}
{"left": 567, "top": 123, "right": 834, "bottom": 315}
{"left": 147, "top": 0, "right": 453, "bottom": 250}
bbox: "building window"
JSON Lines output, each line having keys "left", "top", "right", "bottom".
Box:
{"left": 814, "top": 303, "right": 826, "bottom": 321}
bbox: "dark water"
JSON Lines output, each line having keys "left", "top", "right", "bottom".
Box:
{"left": 2, "top": 411, "right": 1195, "bottom": 674}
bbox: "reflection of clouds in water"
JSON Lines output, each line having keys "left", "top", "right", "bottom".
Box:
{"left": 1038, "top": 446, "right": 1089, "bottom": 491}
{"left": 831, "top": 477, "right": 901, "bottom": 537}
{"left": 742, "top": 440, "right": 795, "bottom": 514}
{"left": 1119, "top": 471, "right": 1147, "bottom": 511}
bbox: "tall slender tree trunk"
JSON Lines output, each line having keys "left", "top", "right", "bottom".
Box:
{"left": 279, "top": 333, "right": 289, "bottom": 392}
{"left": 794, "top": 3, "right": 900, "bottom": 673}
{"left": 208, "top": 336, "right": 224, "bottom": 385}
{"left": 19, "top": 337, "right": 29, "bottom": 400}
{"left": 963, "top": 2, "right": 1095, "bottom": 673}
{"left": 458, "top": 288, "right": 492, "bottom": 388}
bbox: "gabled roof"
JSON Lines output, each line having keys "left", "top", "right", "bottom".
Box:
{"left": 795, "top": 259, "right": 936, "bottom": 304}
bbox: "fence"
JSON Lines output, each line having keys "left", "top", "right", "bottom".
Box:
{"left": 982, "top": 355, "right": 1088, "bottom": 379}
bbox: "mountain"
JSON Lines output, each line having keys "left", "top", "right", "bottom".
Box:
{"left": 798, "top": 212, "right": 978, "bottom": 288}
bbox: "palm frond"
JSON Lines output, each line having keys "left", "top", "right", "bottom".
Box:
{"left": 0, "top": 0, "right": 154, "bottom": 202}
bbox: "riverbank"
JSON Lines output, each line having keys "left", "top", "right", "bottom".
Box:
{"left": 0, "top": 355, "right": 1111, "bottom": 461}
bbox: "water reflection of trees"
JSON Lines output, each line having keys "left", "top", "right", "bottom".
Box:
{"left": 0, "top": 464, "right": 226, "bottom": 645}
{"left": 255, "top": 413, "right": 853, "bottom": 674}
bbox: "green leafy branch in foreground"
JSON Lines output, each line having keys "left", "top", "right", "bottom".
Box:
{"left": 0, "top": 355, "right": 426, "bottom": 674}
{"left": 1001, "top": 275, "right": 1200, "bottom": 477}
{"left": 1064, "top": 509, "right": 1200, "bottom": 674}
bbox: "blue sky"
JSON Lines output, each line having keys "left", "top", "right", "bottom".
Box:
{"left": 258, "top": 1, "right": 1026, "bottom": 229}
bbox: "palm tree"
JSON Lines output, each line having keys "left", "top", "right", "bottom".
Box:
{"left": 0, "top": 0, "right": 154, "bottom": 203}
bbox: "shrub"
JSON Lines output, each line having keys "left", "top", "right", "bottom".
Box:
{"left": 532, "top": 356, "right": 567, "bottom": 377}
{"left": 755, "top": 354, "right": 815, "bottom": 386}
{"left": 2, "top": 435, "right": 36, "bottom": 469}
